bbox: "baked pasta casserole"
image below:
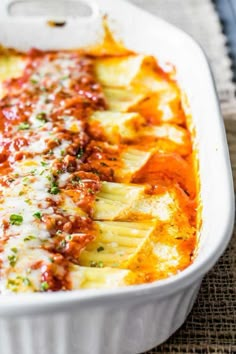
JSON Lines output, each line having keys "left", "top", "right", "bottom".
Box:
{"left": 0, "top": 39, "right": 199, "bottom": 293}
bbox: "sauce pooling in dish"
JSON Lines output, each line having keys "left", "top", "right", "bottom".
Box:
{"left": 0, "top": 45, "right": 199, "bottom": 293}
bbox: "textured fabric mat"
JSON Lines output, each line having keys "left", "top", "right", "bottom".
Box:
{"left": 126, "top": 1, "right": 236, "bottom": 353}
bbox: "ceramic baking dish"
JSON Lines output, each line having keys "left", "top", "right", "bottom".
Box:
{"left": 0, "top": 1, "right": 234, "bottom": 353}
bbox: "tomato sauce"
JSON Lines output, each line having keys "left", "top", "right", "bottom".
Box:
{"left": 0, "top": 43, "right": 199, "bottom": 292}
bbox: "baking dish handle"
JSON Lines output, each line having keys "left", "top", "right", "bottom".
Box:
{"left": 0, "top": 0, "right": 99, "bottom": 23}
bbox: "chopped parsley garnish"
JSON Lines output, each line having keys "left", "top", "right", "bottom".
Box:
{"left": 97, "top": 246, "right": 104, "bottom": 252}
{"left": 41, "top": 161, "right": 48, "bottom": 167}
{"left": 40, "top": 281, "right": 49, "bottom": 291}
{"left": 8, "top": 254, "right": 17, "bottom": 267}
{"left": 49, "top": 180, "right": 60, "bottom": 195}
{"left": 22, "top": 177, "right": 29, "bottom": 185}
{"left": 7, "top": 279, "right": 18, "bottom": 292}
{"left": 24, "top": 235, "right": 36, "bottom": 242}
{"left": 77, "top": 147, "right": 84, "bottom": 159}
{"left": 33, "top": 212, "right": 42, "bottom": 220}
{"left": 11, "top": 247, "right": 18, "bottom": 254}
{"left": 23, "top": 277, "right": 31, "bottom": 286}
{"left": 18, "top": 122, "right": 30, "bottom": 130}
{"left": 36, "top": 112, "right": 47, "bottom": 122}
{"left": 71, "top": 176, "right": 82, "bottom": 186}
{"left": 57, "top": 240, "right": 66, "bottom": 250}
{"left": 54, "top": 138, "right": 61, "bottom": 145}
{"left": 88, "top": 188, "right": 95, "bottom": 195}
{"left": 48, "top": 180, "right": 60, "bottom": 195}
{"left": 49, "top": 186, "right": 60, "bottom": 194}
{"left": 90, "top": 260, "right": 104, "bottom": 268}
{"left": 9, "top": 214, "right": 23, "bottom": 225}
{"left": 30, "top": 78, "right": 38, "bottom": 84}
{"left": 30, "top": 168, "right": 37, "bottom": 175}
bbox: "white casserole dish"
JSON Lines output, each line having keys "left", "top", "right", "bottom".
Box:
{"left": 0, "top": 1, "right": 234, "bottom": 353}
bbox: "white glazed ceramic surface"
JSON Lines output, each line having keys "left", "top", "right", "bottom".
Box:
{"left": 0, "top": 1, "right": 234, "bottom": 353}
{"left": 0, "top": 282, "right": 201, "bottom": 354}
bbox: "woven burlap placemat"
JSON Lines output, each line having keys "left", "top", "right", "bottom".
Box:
{"left": 127, "top": 1, "right": 236, "bottom": 353}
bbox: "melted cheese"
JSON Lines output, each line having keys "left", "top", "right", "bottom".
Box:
{"left": 0, "top": 43, "right": 198, "bottom": 293}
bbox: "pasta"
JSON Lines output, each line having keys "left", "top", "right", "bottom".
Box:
{"left": 0, "top": 39, "right": 199, "bottom": 293}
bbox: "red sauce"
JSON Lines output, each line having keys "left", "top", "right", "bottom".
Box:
{"left": 0, "top": 46, "right": 199, "bottom": 291}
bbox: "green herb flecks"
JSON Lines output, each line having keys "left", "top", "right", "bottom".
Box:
{"left": 41, "top": 161, "right": 48, "bottom": 167}
{"left": 48, "top": 180, "right": 60, "bottom": 195}
{"left": 8, "top": 254, "right": 17, "bottom": 267}
{"left": 18, "top": 122, "right": 30, "bottom": 130}
{"left": 36, "top": 112, "right": 47, "bottom": 123}
{"left": 90, "top": 260, "right": 104, "bottom": 268}
{"left": 9, "top": 214, "right": 23, "bottom": 226}
{"left": 30, "top": 78, "right": 38, "bottom": 84}
{"left": 7, "top": 279, "right": 19, "bottom": 292}
{"left": 22, "top": 177, "right": 29, "bottom": 185}
{"left": 88, "top": 188, "right": 95, "bottom": 195}
{"left": 61, "top": 75, "right": 69, "bottom": 80}
{"left": 57, "top": 239, "right": 66, "bottom": 250}
{"left": 30, "top": 168, "right": 37, "bottom": 175}
{"left": 24, "top": 235, "right": 36, "bottom": 242}
{"left": 23, "top": 277, "right": 31, "bottom": 286}
{"left": 77, "top": 147, "right": 84, "bottom": 159}
{"left": 40, "top": 281, "right": 49, "bottom": 291}
{"left": 71, "top": 176, "right": 83, "bottom": 186}
{"left": 33, "top": 212, "right": 42, "bottom": 220}
{"left": 49, "top": 186, "right": 60, "bottom": 194}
